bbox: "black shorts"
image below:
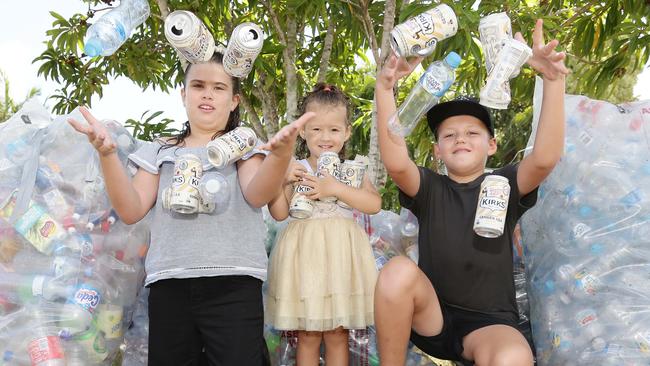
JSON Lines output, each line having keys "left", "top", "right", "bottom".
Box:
{"left": 410, "top": 302, "right": 519, "bottom": 362}
{"left": 148, "top": 276, "right": 269, "bottom": 366}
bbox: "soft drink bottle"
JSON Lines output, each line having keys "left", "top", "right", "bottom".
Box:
{"left": 388, "top": 52, "right": 461, "bottom": 137}
{"left": 0, "top": 272, "right": 74, "bottom": 302}
{"left": 84, "top": 0, "right": 151, "bottom": 57}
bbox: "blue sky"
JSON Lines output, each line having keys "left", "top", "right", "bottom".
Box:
{"left": 1, "top": 1, "right": 648, "bottom": 131}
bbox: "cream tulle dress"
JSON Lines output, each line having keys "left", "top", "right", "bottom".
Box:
{"left": 265, "top": 159, "right": 377, "bottom": 331}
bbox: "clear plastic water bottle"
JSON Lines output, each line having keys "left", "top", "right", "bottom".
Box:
{"left": 388, "top": 51, "right": 462, "bottom": 136}
{"left": 84, "top": 0, "right": 151, "bottom": 57}
{"left": 198, "top": 172, "right": 230, "bottom": 213}
{"left": 11, "top": 250, "right": 88, "bottom": 278}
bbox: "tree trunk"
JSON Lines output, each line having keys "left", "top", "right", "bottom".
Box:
{"left": 284, "top": 14, "right": 298, "bottom": 123}
{"left": 317, "top": 17, "right": 336, "bottom": 84}
{"left": 239, "top": 92, "right": 266, "bottom": 141}
{"left": 367, "top": 0, "right": 397, "bottom": 187}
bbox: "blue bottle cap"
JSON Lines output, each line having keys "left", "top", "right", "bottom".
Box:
{"left": 84, "top": 38, "right": 102, "bottom": 57}
{"left": 445, "top": 52, "right": 462, "bottom": 68}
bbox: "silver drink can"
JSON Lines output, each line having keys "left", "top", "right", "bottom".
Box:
{"left": 164, "top": 11, "right": 216, "bottom": 64}
{"left": 473, "top": 175, "right": 510, "bottom": 238}
{"left": 207, "top": 127, "right": 258, "bottom": 169}
{"left": 478, "top": 13, "right": 512, "bottom": 74}
{"left": 170, "top": 154, "right": 202, "bottom": 214}
{"left": 337, "top": 160, "right": 367, "bottom": 209}
{"left": 223, "top": 23, "right": 264, "bottom": 78}
{"left": 289, "top": 182, "right": 314, "bottom": 219}
{"left": 317, "top": 152, "right": 340, "bottom": 203}
{"left": 390, "top": 4, "right": 458, "bottom": 57}
{"left": 161, "top": 187, "right": 171, "bottom": 210}
{"left": 479, "top": 38, "right": 532, "bottom": 109}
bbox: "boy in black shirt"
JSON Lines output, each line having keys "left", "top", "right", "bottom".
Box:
{"left": 374, "top": 20, "right": 569, "bottom": 365}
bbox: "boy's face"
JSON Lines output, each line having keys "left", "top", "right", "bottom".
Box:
{"left": 434, "top": 115, "right": 497, "bottom": 176}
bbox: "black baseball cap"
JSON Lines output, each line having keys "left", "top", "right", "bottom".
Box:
{"left": 427, "top": 96, "right": 494, "bottom": 137}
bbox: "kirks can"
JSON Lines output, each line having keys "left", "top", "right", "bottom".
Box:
{"left": 289, "top": 182, "right": 314, "bottom": 219}
{"left": 337, "top": 160, "right": 367, "bottom": 209}
{"left": 223, "top": 22, "right": 264, "bottom": 78}
{"left": 317, "top": 152, "right": 340, "bottom": 203}
{"left": 170, "top": 154, "right": 202, "bottom": 214}
{"left": 478, "top": 13, "right": 512, "bottom": 74}
{"left": 161, "top": 187, "right": 171, "bottom": 210}
{"left": 479, "top": 38, "right": 532, "bottom": 109}
{"left": 473, "top": 175, "right": 510, "bottom": 238}
{"left": 207, "top": 127, "right": 258, "bottom": 169}
{"left": 164, "top": 10, "right": 216, "bottom": 64}
{"left": 390, "top": 4, "right": 458, "bottom": 57}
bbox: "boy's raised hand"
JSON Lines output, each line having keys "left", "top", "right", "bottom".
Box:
{"left": 68, "top": 106, "right": 117, "bottom": 157}
{"left": 377, "top": 52, "right": 424, "bottom": 91}
{"left": 516, "top": 19, "right": 570, "bottom": 81}
{"left": 260, "top": 112, "right": 315, "bottom": 155}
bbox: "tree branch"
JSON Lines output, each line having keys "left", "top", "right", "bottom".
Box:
{"left": 284, "top": 13, "right": 298, "bottom": 123}
{"left": 360, "top": 1, "right": 380, "bottom": 65}
{"left": 317, "top": 16, "right": 336, "bottom": 84}
{"left": 155, "top": 0, "right": 169, "bottom": 18}
{"left": 239, "top": 91, "right": 266, "bottom": 141}
{"left": 261, "top": 0, "right": 288, "bottom": 47}
{"left": 252, "top": 71, "right": 280, "bottom": 137}
{"left": 378, "top": 0, "right": 397, "bottom": 71}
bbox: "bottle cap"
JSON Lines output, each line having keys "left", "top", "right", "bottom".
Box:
{"left": 84, "top": 38, "right": 102, "bottom": 57}
{"left": 204, "top": 179, "right": 222, "bottom": 195}
{"left": 445, "top": 52, "right": 461, "bottom": 68}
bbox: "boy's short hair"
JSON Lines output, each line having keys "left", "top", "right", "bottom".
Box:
{"left": 427, "top": 96, "right": 494, "bottom": 138}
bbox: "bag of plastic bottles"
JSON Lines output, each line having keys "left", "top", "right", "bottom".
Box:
{"left": 521, "top": 81, "right": 650, "bottom": 365}
{"left": 0, "top": 100, "right": 149, "bottom": 365}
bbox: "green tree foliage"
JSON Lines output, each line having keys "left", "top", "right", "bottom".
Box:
{"left": 0, "top": 70, "right": 40, "bottom": 123}
{"left": 35, "top": 0, "right": 650, "bottom": 211}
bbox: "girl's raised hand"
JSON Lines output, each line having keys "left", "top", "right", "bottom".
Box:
{"left": 68, "top": 106, "right": 117, "bottom": 157}
{"left": 517, "top": 19, "right": 569, "bottom": 81}
{"left": 377, "top": 52, "right": 424, "bottom": 91}
{"left": 285, "top": 161, "right": 307, "bottom": 186}
{"left": 300, "top": 171, "right": 340, "bottom": 201}
{"left": 260, "top": 112, "right": 316, "bottom": 155}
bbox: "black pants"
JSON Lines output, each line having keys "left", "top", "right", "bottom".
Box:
{"left": 148, "top": 276, "right": 269, "bottom": 366}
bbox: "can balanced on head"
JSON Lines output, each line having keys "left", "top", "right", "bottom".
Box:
{"left": 223, "top": 23, "right": 265, "bottom": 78}
{"left": 164, "top": 10, "right": 215, "bottom": 64}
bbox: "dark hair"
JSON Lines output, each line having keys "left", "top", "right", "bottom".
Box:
{"left": 160, "top": 52, "right": 241, "bottom": 151}
{"left": 295, "top": 83, "right": 352, "bottom": 160}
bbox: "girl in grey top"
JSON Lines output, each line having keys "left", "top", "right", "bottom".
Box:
{"left": 68, "top": 51, "right": 314, "bottom": 366}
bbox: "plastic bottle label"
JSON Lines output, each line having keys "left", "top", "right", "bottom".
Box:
{"left": 27, "top": 336, "right": 64, "bottom": 364}
{"left": 420, "top": 72, "right": 448, "bottom": 97}
{"left": 72, "top": 284, "right": 101, "bottom": 313}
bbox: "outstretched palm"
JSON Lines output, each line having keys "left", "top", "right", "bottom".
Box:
{"left": 516, "top": 19, "right": 570, "bottom": 81}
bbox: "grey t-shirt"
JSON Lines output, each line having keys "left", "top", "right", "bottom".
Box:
{"left": 128, "top": 140, "right": 267, "bottom": 286}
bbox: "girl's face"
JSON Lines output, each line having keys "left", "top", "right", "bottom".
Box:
{"left": 300, "top": 102, "right": 350, "bottom": 158}
{"left": 434, "top": 115, "right": 496, "bottom": 176}
{"left": 181, "top": 62, "right": 239, "bottom": 133}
